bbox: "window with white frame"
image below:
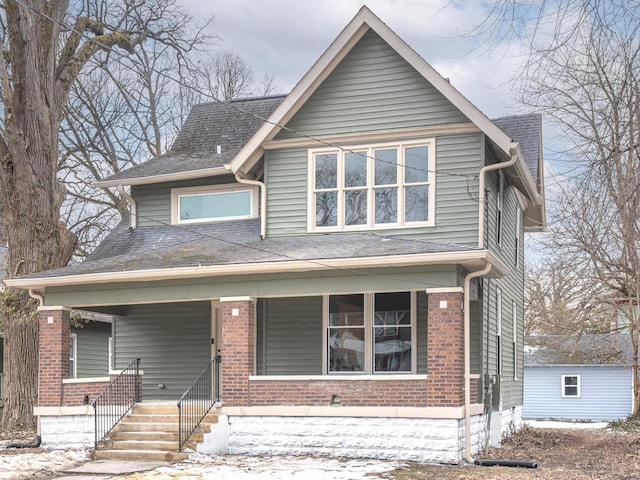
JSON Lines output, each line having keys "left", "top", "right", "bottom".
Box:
{"left": 310, "top": 140, "right": 435, "bottom": 231}
{"left": 171, "top": 184, "right": 258, "bottom": 224}
{"left": 496, "top": 170, "right": 504, "bottom": 245}
{"left": 562, "top": 375, "right": 581, "bottom": 397}
{"left": 69, "top": 333, "right": 77, "bottom": 379}
{"left": 108, "top": 336, "right": 114, "bottom": 372}
{"left": 326, "top": 292, "right": 414, "bottom": 374}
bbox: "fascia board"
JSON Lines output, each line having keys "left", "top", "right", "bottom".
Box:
{"left": 3, "top": 249, "right": 507, "bottom": 291}
{"left": 94, "top": 166, "right": 230, "bottom": 188}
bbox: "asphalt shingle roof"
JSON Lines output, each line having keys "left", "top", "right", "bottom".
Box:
{"left": 493, "top": 113, "right": 542, "bottom": 185}
{"left": 101, "top": 96, "right": 285, "bottom": 184}
{"left": 525, "top": 334, "right": 633, "bottom": 366}
{"left": 28, "top": 218, "right": 476, "bottom": 279}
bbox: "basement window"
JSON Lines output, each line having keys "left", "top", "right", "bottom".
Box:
{"left": 171, "top": 185, "right": 258, "bottom": 224}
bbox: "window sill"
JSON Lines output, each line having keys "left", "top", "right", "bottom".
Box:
{"left": 249, "top": 374, "right": 427, "bottom": 381}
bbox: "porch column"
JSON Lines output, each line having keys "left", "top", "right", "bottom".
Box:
{"left": 220, "top": 297, "right": 255, "bottom": 406}
{"left": 38, "top": 307, "right": 71, "bottom": 407}
{"left": 426, "top": 289, "right": 465, "bottom": 407}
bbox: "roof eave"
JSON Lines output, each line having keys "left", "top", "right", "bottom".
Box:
{"left": 2, "top": 249, "right": 509, "bottom": 291}
{"left": 95, "top": 166, "right": 231, "bottom": 188}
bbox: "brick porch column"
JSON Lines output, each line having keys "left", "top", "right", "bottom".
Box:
{"left": 38, "top": 307, "right": 71, "bottom": 407}
{"left": 426, "top": 290, "right": 465, "bottom": 407}
{"left": 220, "top": 297, "right": 255, "bottom": 406}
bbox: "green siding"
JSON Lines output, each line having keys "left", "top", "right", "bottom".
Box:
{"left": 73, "top": 321, "right": 111, "bottom": 378}
{"left": 45, "top": 265, "right": 459, "bottom": 308}
{"left": 265, "top": 133, "right": 482, "bottom": 242}
{"left": 480, "top": 155, "right": 526, "bottom": 408}
{"left": 277, "top": 30, "right": 468, "bottom": 139}
{"left": 256, "top": 297, "right": 323, "bottom": 375}
{"left": 114, "top": 302, "right": 211, "bottom": 400}
{"left": 133, "top": 175, "right": 238, "bottom": 227}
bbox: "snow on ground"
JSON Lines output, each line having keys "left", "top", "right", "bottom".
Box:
{"left": 0, "top": 448, "right": 90, "bottom": 479}
{"left": 110, "top": 454, "right": 402, "bottom": 480}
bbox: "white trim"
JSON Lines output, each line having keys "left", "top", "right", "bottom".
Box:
{"left": 262, "top": 124, "right": 479, "bottom": 151}
{"left": 170, "top": 184, "right": 258, "bottom": 225}
{"left": 5, "top": 250, "right": 509, "bottom": 290}
{"left": 220, "top": 296, "right": 255, "bottom": 303}
{"left": 34, "top": 406, "right": 94, "bottom": 416}
{"left": 69, "top": 333, "right": 77, "bottom": 379}
{"left": 94, "top": 166, "right": 231, "bottom": 188}
{"left": 62, "top": 376, "right": 110, "bottom": 384}
{"left": 425, "top": 287, "right": 464, "bottom": 294}
{"left": 220, "top": 404, "right": 485, "bottom": 418}
{"left": 249, "top": 374, "right": 427, "bottom": 381}
{"left": 37, "top": 305, "right": 72, "bottom": 312}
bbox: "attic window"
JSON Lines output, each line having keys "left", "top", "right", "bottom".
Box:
{"left": 171, "top": 184, "right": 258, "bottom": 224}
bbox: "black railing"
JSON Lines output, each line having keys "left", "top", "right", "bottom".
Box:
{"left": 177, "top": 356, "right": 221, "bottom": 452}
{"left": 92, "top": 358, "right": 141, "bottom": 449}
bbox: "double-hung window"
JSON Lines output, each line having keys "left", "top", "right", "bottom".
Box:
{"left": 171, "top": 185, "right": 258, "bottom": 224}
{"left": 310, "top": 140, "right": 435, "bottom": 231}
{"left": 326, "top": 292, "right": 414, "bottom": 374}
{"left": 562, "top": 375, "right": 580, "bottom": 397}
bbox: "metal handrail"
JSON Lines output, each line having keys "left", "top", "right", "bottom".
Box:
{"left": 177, "top": 356, "right": 221, "bottom": 452}
{"left": 92, "top": 358, "right": 141, "bottom": 449}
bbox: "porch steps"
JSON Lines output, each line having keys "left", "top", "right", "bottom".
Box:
{"left": 93, "top": 402, "right": 218, "bottom": 462}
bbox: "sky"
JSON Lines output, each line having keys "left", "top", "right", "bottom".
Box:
{"left": 176, "top": 0, "right": 527, "bottom": 120}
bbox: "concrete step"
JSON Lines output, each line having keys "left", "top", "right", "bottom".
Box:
{"left": 125, "top": 413, "right": 180, "bottom": 423}
{"left": 93, "top": 448, "right": 189, "bottom": 462}
{"left": 102, "top": 439, "right": 179, "bottom": 451}
{"left": 131, "top": 403, "right": 179, "bottom": 415}
{"left": 115, "top": 422, "right": 180, "bottom": 433}
{"left": 108, "top": 431, "right": 179, "bottom": 442}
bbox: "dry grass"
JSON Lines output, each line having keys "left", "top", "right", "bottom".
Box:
{"left": 387, "top": 425, "right": 640, "bottom": 479}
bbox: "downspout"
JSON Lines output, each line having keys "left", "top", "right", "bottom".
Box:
{"left": 477, "top": 151, "right": 517, "bottom": 249}
{"left": 117, "top": 185, "right": 137, "bottom": 230}
{"left": 464, "top": 263, "right": 492, "bottom": 463}
{"left": 235, "top": 173, "right": 266, "bottom": 240}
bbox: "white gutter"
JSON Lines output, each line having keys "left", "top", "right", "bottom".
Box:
{"left": 3, "top": 250, "right": 507, "bottom": 291}
{"left": 464, "top": 263, "right": 493, "bottom": 463}
{"left": 477, "top": 149, "right": 518, "bottom": 248}
{"left": 234, "top": 173, "right": 267, "bottom": 239}
{"left": 117, "top": 186, "right": 137, "bottom": 230}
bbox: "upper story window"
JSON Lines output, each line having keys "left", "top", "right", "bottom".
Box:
{"left": 309, "top": 140, "right": 435, "bottom": 231}
{"left": 171, "top": 185, "right": 258, "bottom": 225}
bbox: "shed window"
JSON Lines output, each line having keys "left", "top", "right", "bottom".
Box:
{"left": 171, "top": 185, "right": 258, "bottom": 224}
{"left": 562, "top": 375, "right": 580, "bottom": 397}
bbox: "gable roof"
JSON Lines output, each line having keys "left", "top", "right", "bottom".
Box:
{"left": 525, "top": 335, "right": 633, "bottom": 366}
{"left": 229, "top": 7, "right": 542, "bottom": 207}
{"left": 96, "top": 96, "right": 285, "bottom": 188}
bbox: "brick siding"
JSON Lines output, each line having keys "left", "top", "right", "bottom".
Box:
{"left": 38, "top": 309, "right": 71, "bottom": 406}
{"left": 220, "top": 299, "right": 255, "bottom": 406}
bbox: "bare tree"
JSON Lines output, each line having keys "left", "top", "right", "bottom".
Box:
{"left": 525, "top": 257, "right": 609, "bottom": 335}
{"left": 510, "top": 2, "right": 640, "bottom": 414}
{"left": 0, "top": 0, "right": 213, "bottom": 429}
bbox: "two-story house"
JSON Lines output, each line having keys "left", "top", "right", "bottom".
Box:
{"left": 4, "top": 7, "right": 544, "bottom": 464}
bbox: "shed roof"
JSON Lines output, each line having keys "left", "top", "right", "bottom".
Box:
{"left": 525, "top": 334, "right": 633, "bottom": 366}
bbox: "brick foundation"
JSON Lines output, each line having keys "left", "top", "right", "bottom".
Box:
{"left": 427, "top": 292, "right": 465, "bottom": 407}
